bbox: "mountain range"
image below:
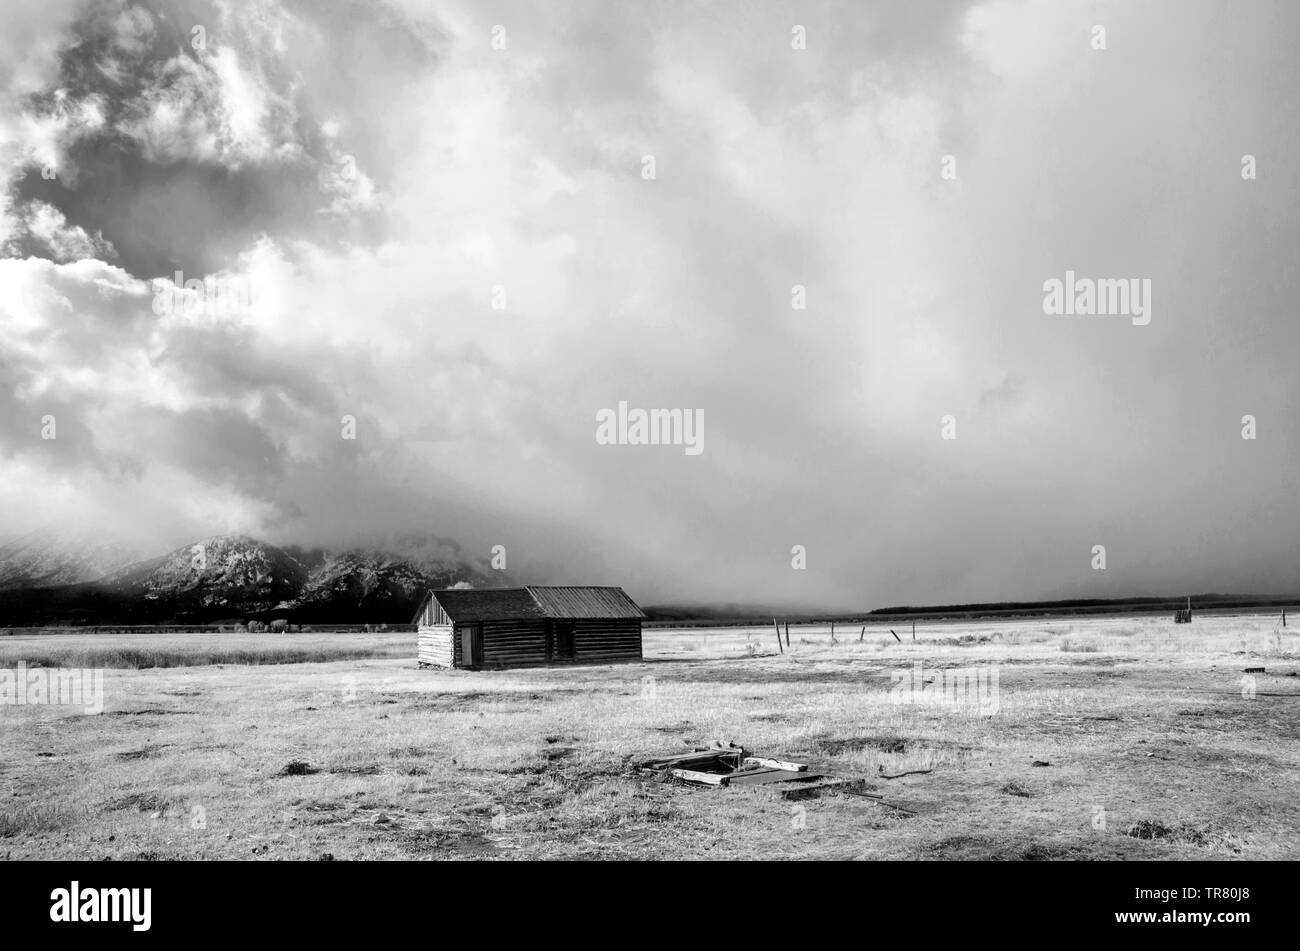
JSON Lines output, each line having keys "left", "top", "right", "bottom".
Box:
{"left": 0, "top": 529, "right": 503, "bottom": 626}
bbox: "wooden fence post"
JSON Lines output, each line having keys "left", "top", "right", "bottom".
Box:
{"left": 773, "top": 618, "right": 784, "bottom": 654}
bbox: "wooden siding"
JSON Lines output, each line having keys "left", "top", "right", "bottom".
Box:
{"left": 417, "top": 598, "right": 454, "bottom": 628}
{"left": 480, "top": 618, "right": 549, "bottom": 667}
{"left": 417, "top": 625, "right": 454, "bottom": 667}
{"left": 419, "top": 618, "right": 642, "bottom": 669}
{"left": 573, "top": 619, "right": 642, "bottom": 663}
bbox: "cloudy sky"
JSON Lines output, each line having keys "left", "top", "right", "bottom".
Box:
{"left": 1, "top": 0, "right": 1298, "bottom": 609}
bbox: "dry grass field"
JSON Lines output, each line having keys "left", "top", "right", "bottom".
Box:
{"left": 1, "top": 614, "right": 1297, "bottom": 860}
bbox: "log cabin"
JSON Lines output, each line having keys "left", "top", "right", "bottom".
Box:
{"left": 414, "top": 585, "right": 645, "bottom": 669}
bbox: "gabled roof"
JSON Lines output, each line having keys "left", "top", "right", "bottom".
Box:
{"left": 419, "top": 585, "right": 645, "bottom": 623}
{"left": 525, "top": 585, "right": 646, "bottom": 619}
{"left": 425, "top": 587, "right": 546, "bottom": 622}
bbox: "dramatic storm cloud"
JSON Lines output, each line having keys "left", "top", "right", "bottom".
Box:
{"left": 1, "top": 0, "right": 1298, "bottom": 608}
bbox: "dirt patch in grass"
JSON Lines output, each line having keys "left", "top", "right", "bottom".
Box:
{"left": 927, "top": 833, "right": 1002, "bottom": 858}
{"left": 394, "top": 689, "right": 586, "bottom": 712}
{"left": 1000, "top": 780, "right": 1033, "bottom": 797}
{"left": 400, "top": 829, "right": 499, "bottom": 857}
{"left": 398, "top": 691, "right": 499, "bottom": 709}
{"left": 299, "top": 800, "right": 345, "bottom": 814}
{"left": 496, "top": 752, "right": 592, "bottom": 777}
{"left": 1125, "top": 819, "right": 1242, "bottom": 852}
{"left": 279, "top": 760, "right": 320, "bottom": 777}
{"left": 816, "top": 735, "right": 910, "bottom": 755}
{"left": 1033, "top": 715, "right": 1124, "bottom": 737}
{"left": 482, "top": 770, "right": 683, "bottom": 841}
{"left": 929, "top": 835, "right": 1092, "bottom": 861}
{"left": 103, "top": 791, "right": 177, "bottom": 813}
{"left": 1175, "top": 707, "right": 1259, "bottom": 729}
{"left": 387, "top": 746, "right": 429, "bottom": 758}
{"left": 1019, "top": 842, "right": 1076, "bottom": 860}
{"left": 116, "top": 746, "right": 171, "bottom": 760}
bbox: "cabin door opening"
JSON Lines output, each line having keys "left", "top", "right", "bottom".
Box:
{"left": 554, "top": 621, "right": 575, "bottom": 661}
{"left": 460, "top": 624, "right": 483, "bottom": 667}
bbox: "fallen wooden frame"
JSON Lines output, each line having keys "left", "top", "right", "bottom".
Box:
{"left": 635, "top": 743, "right": 914, "bottom": 813}
{"left": 743, "top": 755, "right": 806, "bottom": 772}
{"left": 727, "top": 767, "right": 825, "bottom": 787}
{"left": 636, "top": 748, "right": 746, "bottom": 773}
{"left": 781, "top": 779, "right": 919, "bottom": 813}
{"left": 670, "top": 768, "right": 730, "bottom": 785}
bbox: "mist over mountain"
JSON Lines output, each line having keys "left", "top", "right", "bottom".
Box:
{"left": 0, "top": 528, "right": 155, "bottom": 590}
{"left": 0, "top": 529, "right": 503, "bottom": 626}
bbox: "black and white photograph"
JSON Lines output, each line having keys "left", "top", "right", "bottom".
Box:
{"left": 0, "top": 0, "right": 1293, "bottom": 930}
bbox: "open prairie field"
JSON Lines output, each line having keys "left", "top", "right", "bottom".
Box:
{"left": 1, "top": 615, "right": 1297, "bottom": 860}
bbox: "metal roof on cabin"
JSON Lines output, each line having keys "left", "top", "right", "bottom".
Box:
{"left": 424, "top": 586, "right": 645, "bottom": 622}
{"left": 525, "top": 586, "right": 646, "bottom": 619}
{"left": 427, "top": 588, "right": 545, "bottom": 622}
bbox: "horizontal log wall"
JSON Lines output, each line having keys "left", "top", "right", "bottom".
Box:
{"left": 573, "top": 619, "right": 642, "bottom": 663}
{"left": 419, "top": 619, "right": 642, "bottom": 668}
{"left": 481, "top": 619, "right": 548, "bottom": 667}
{"left": 417, "top": 625, "right": 454, "bottom": 667}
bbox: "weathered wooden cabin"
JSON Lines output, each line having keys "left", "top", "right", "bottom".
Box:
{"left": 414, "top": 586, "right": 645, "bottom": 669}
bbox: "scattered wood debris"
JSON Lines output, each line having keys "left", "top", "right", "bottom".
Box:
{"left": 635, "top": 741, "right": 914, "bottom": 813}
{"left": 635, "top": 743, "right": 776, "bottom": 787}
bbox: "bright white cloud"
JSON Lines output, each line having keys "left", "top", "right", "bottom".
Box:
{"left": 120, "top": 47, "right": 300, "bottom": 167}
{"left": 17, "top": 200, "right": 117, "bottom": 261}
{"left": 2, "top": 0, "right": 1299, "bottom": 608}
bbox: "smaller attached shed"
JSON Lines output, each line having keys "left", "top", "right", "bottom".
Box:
{"left": 414, "top": 585, "right": 645, "bottom": 669}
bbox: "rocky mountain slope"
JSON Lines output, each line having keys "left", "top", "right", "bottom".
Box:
{"left": 0, "top": 530, "right": 503, "bottom": 625}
